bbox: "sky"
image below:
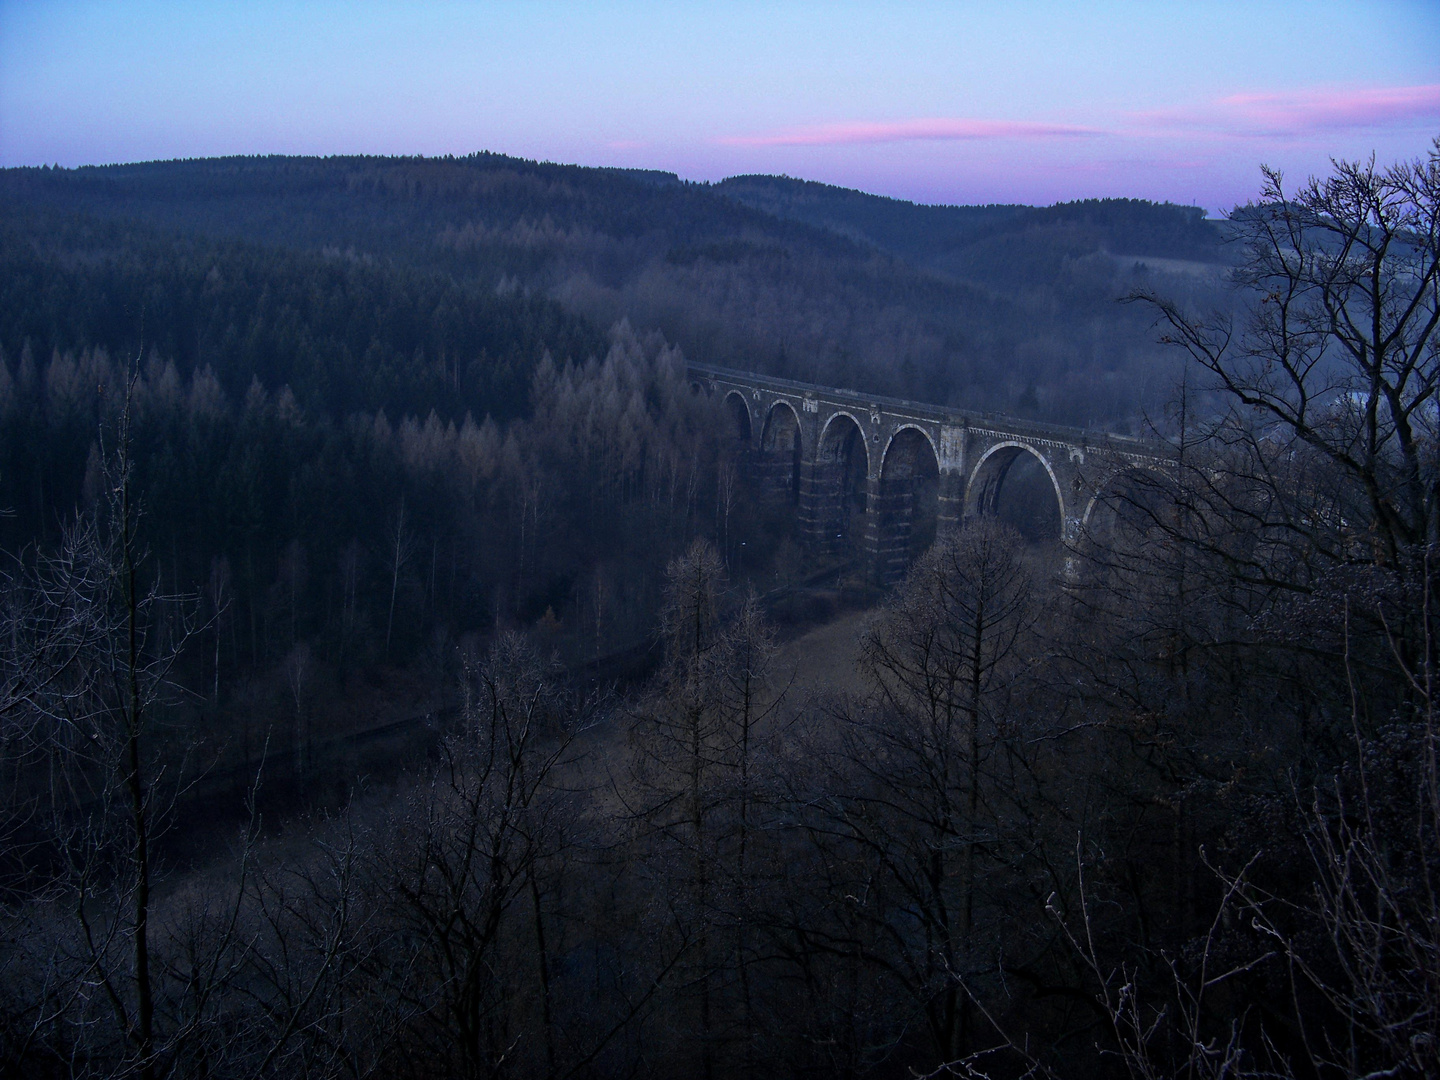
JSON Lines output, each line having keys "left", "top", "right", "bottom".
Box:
{"left": 2, "top": 1, "right": 1438, "bottom": 213}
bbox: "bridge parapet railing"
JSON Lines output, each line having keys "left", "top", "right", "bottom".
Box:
{"left": 689, "top": 362, "right": 1174, "bottom": 461}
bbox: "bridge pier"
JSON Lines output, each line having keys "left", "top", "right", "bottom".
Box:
{"left": 797, "top": 458, "right": 839, "bottom": 556}
{"left": 751, "top": 448, "right": 798, "bottom": 505}
{"left": 799, "top": 458, "right": 869, "bottom": 559}
{"left": 937, "top": 469, "right": 964, "bottom": 535}
{"left": 860, "top": 474, "right": 885, "bottom": 585}
{"left": 864, "top": 476, "right": 963, "bottom": 585}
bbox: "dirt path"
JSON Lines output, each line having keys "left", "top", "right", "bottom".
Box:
{"left": 773, "top": 606, "right": 871, "bottom": 698}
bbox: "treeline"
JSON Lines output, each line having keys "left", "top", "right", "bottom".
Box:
{"left": 0, "top": 204, "right": 603, "bottom": 423}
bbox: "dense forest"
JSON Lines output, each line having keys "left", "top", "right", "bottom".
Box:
{"left": 1, "top": 142, "right": 1437, "bottom": 1079}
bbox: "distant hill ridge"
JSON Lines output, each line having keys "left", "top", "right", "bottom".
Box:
{"left": 713, "top": 173, "right": 1224, "bottom": 269}
{"left": 3, "top": 153, "right": 1223, "bottom": 266}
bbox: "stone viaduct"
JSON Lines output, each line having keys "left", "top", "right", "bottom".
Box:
{"left": 690, "top": 363, "right": 1174, "bottom": 583}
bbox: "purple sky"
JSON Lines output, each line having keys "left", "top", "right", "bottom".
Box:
{"left": 2, "top": 1, "right": 1437, "bottom": 213}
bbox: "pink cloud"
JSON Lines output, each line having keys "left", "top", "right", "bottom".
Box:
{"left": 717, "top": 86, "right": 1438, "bottom": 153}
{"left": 1137, "top": 84, "right": 1440, "bottom": 138}
{"left": 717, "top": 117, "right": 1103, "bottom": 147}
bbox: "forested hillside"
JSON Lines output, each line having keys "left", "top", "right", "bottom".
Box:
{"left": 714, "top": 174, "right": 1223, "bottom": 270}
{"left": 0, "top": 154, "right": 1229, "bottom": 426}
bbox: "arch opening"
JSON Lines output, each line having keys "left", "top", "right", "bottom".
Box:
{"left": 1080, "top": 467, "right": 1172, "bottom": 552}
{"left": 808, "top": 413, "right": 869, "bottom": 557}
{"left": 877, "top": 427, "right": 940, "bottom": 582}
{"left": 966, "top": 443, "right": 1063, "bottom": 545}
{"left": 723, "top": 391, "right": 753, "bottom": 449}
{"left": 758, "top": 401, "right": 803, "bottom": 505}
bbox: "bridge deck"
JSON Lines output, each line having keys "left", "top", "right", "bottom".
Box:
{"left": 688, "top": 362, "right": 1171, "bottom": 459}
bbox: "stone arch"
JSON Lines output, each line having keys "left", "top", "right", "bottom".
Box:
{"left": 758, "top": 400, "right": 803, "bottom": 504}
{"left": 809, "top": 412, "right": 870, "bottom": 555}
{"left": 1079, "top": 463, "right": 1172, "bottom": 547}
{"left": 876, "top": 425, "right": 941, "bottom": 582}
{"left": 723, "top": 391, "right": 753, "bottom": 448}
{"left": 880, "top": 423, "right": 940, "bottom": 472}
{"left": 965, "top": 441, "right": 1066, "bottom": 543}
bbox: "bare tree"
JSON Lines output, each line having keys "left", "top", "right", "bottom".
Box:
{"left": 206, "top": 556, "right": 230, "bottom": 704}
{"left": 1051, "top": 142, "right": 1440, "bottom": 1080}
{"left": 337, "top": 538, "right": 363, "bottom": 667}
{"left": 383, "top": 499, "right": 416, "bottom": 662}
{"left": 282, "top": 642, "right": 311, "bottom": 776}
{"left": 0, "top": 380, "right": 206, "bottom": 1079}
{"left": 1226, "top": 578, "right": 1439, "bottom": 1079}
{"left": 70, "top": 386, "right": 202, "bottom": 1080}
{"left": 1131, "top": 139, "right": 1440, "bottom": 568}
{"left": 622, "top": 540, "right": 791, "bottom": 1076}
{"left": 627, "top": 539, "right": 729, "bottom": 1076}
{"left": 794, "top": 520, "right": 1042, "bottom": 1068}
{"left": 375, "top": 633, "right": 579, "bottom": 1079}
{"left": 716, "top": 459, "right": 738, "bottom": 569}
